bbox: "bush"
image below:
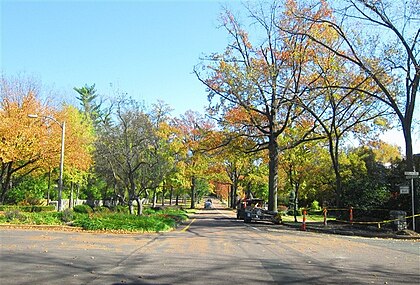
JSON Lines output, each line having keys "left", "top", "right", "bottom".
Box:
{"left": 93, "top": 206, "right": 111, "bottom": 213}
{"left": 310, "top": 200, "right": 321, "bottom": 211}
{"left": 0, "top": 205, "right": 55, "bottom": 212}
{"left": 60, "top": 208, "right": 74, "bottom": 223}
{"left": 73, "top": 204, "right": 93, "bottom": 214}
{"left": 4, "top": 210, "right": 26, "bottom": 222}
{"left": 111, "top": 205, "right": 129, "bottom": 214}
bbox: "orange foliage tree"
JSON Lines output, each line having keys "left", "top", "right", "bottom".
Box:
{"left": 0, "top": 75, "right": 94, "bottom": 204}
{"left": 195, "top": 1, "right": 322, "bottom": 211}
{"left": 0, "top": 75, "right": 53, "bottom": 203}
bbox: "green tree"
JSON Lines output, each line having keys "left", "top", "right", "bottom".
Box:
{"left": 74, "top": 84, "right": 103, "bottom": 127}
{"left": 95, "top": 96, "right": 155, "bottom": 215}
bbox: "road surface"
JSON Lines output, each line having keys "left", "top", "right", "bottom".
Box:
{"left": 1, "top": 203, "right": 419, "bottom": 284}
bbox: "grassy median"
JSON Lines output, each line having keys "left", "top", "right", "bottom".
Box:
{"left": 0, "top": 206, "right": 189, "bottom": 233}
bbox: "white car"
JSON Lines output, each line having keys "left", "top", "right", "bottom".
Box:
{"left": 204, "top": 199, "right": 212, "bottom": 209}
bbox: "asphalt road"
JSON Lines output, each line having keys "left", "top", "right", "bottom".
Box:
{"left": 0, "top": 203, "right": 419, "bottom": 285}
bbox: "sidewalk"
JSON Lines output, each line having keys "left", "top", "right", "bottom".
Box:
{"left": 282, "top": 221, "right": 420, "bottom": 240}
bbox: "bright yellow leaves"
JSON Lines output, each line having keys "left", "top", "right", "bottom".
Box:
{"left": 0, "top": 75, "right": 94, "bottom": 180}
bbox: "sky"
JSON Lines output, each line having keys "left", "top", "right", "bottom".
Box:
{"left": 1, "top": 0, "right": 418, "bottom": 154}
{"left": 1, "top": 0, "right": 243, "bottom": 113}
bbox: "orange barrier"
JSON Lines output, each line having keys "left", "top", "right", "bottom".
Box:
{"left": 323, "top": 208, "right": 328, "bottom": 226}
{"left": 301, "top": 209, "right": 307, "bottom": 231}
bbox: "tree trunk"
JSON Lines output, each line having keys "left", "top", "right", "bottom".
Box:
{"left": 230, "top": 184, "right": 235, "bottom": 208}
{"left": 268, "top": 135, "right": 279, "bottom": 212}
{"left": 47, "top": 169, "right": 51, "bottom": 205}
{"left": 128, "top": 199, "right": 134, "bottom": 215}
{"left": 136, "top": 197, "right": 144, "bottom": 216}
{"left": 70, "top": 182, "right": 74, "bottom": 209}
{"left": 161, "top": 186, "right": 165, "bottom": 206}
{"left": 293, "top": 182, "right": 299, "bottom": 223}
{"left": 328, "top": 135, "right": 343, "bottom": 207}
{"left": 169, "top": 186, "right": 173, "bottom": 206}
{"left": 152, "top": 188, "right": 157, "bottom": 208}
{"left": 403, "top": 121, "right": 414, "bottom": 171}
{"left": 0, "top": 162, "right": 13, "bottom": 204}
{"left": 175, "top": 194, "right": 179, "bottom": 206}
{"left": 76, "top": 184, "right": 80, "bottom": 207}
{"left": 190, "top": 176, "right": 196, "bottom": 209}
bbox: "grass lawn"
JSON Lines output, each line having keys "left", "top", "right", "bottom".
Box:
{"left": 281, "top": 214, "right": 335, "bottom": 223}
{"left": 0, "top": 206, "right": 189, "bottom": 233}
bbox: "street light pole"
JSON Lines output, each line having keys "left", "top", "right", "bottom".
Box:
{"left": 57, "top": 121, "right": 65, "bottom": 212}
{"left": 28, "top": 114, "right": 65, "bottom": 211}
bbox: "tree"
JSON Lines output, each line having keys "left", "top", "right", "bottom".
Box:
{"left": 0, "top": 75, "right": 53, "bottom": 203}
{"left": 196, "top": 2, "right": 319, "bottom": 211}
{"left": 95, "top": 96, "right": 155, "bottom": 214}
{"left": 287, "top": 0, "right": 419, "bottom": 172}
{"left": 172, "top": 111, "right": 214, "bottom": 209}
{"left": 74, "top": 84, "right": 103, "bottom": 127}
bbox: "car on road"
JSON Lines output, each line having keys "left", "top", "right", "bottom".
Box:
{"left": 237, "top": 198, "right": 281, "bottom": 224}
{"left": 204, "top": 199, "right": 212, "bottom": 209}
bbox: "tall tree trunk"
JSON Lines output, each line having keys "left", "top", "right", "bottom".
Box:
{"left": 175, "top": 194, "right": 179, "bottom": 206}
{"left": 152, "top": 188, "right": 157, "bottom": 208}
{"left": 136, "top": 197, "right": 144, "bottom": 216}
{"left": 47, "top": 169, "right": 51, "bottom": 205}
{"left": 230, "top": 184, "right": 235, "bottom": 208}
{"left": 0, "top": 162, "right": 13, "bottom": 204}
{"left": 161, "top": 186, "right": 165, "bottom": 206}
{"left": 403, "top": 121, "right": 414, "bottom": 171}
{"left": 76, "top": 184, "right": 80, "bottom": 207}
{"left": 328, "top": 135, "right": 343, "bottom": 207}
{"left": 190, "top": 176, "right": 196, "bottom": 209}
{"left": 70, "top": 182, "right": 74, "bottom": 209}
{"left": 268, "top": 135, "right": 279, "bottom": 212}
{"left": 293, "top": 182, "right": 299, "bottom": 223}
{"left": 169, "top": 186, "right": 173, "bottom": 206}
{"left": 128, "top": 199, "right": 134, "bottom": 215}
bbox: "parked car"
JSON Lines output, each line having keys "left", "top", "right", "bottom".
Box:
{"left": 238, "top": 198, "right": 281, "bottom": 224}
{"left": 236, "top": 198, "right": 264, "bottom": 219}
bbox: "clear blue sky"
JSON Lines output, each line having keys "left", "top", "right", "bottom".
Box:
{"left": 1, "top": 0, "right": 418, "bottom": 153}
{"left": 1, "top": 0, "right": 243, "bottom": 114}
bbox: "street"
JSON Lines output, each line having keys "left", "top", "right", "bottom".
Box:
{"left": 0, "top": 203, "right": 419, "bottom": 285}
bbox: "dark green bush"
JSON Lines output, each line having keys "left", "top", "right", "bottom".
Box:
{"left": 73, "top": 204, "right": 93, "bottom": 214}
{"left": 0, "top": 205, "right": 55, "bottom": 212}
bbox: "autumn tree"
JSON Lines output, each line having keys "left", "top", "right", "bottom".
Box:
{"left": 1, "top": 75, "right": 95, "bottom": 206}
{"left": 286, "top": 0, "right": 419, "bottom": 172}
{"left": 57, "top": 105, "right": 95, "bottom": 207}
{"left": 0, "top": 75, "right": 52, "bottom": 203}
{"left": 172, "top": 110, "right": 215, "bottom": 209}
{"left": 195, "top": 2, "right": 320, "bottom": 211}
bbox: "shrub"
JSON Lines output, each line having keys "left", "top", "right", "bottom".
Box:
{"left": 310, "top": 200, "right": 321, "bottom": 211}
{"left": 111, "top": 205, "right": 129, "bottom": 214}
{"left": 0, "top": 205, "right": 55, "bottom": 212}
{"left": 4, "top": 210, "right": 26, "bottom": 222}
{"left": 60, "top": 208, "right": 74, "bottom": 223}
{"left": 93, "top": 206, "right": 111, "bottom": 213}
{"left": 73, "top": 204, "right": 93, "bottom": 214}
